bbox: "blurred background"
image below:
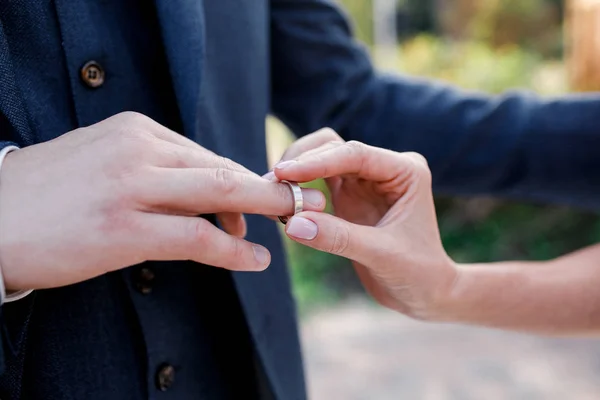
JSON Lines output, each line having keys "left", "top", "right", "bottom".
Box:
{"left": 267, "top": 0, "right": 600, "bottom": 398}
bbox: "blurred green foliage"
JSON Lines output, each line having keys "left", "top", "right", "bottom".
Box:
{"left": 338, "top": 0, "right": 374, "bottom": 45}
{"left": 283, "top": 0, "right": 599, "bottom": 313}
{"left": 399, "top": 35, "right": 541, "bottom": 93}
{"left": 463, "top": 0, "right": 563, "bottom": 57}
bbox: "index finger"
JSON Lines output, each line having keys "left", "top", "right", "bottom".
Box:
{"left": 279, "top": 128, "right": 344, "bottom": 162}
{"left": 136, "top": 168, "right": 327, "bottom": 216}
{"left": 274, "top": 141, "right": 426, "bottom": 184}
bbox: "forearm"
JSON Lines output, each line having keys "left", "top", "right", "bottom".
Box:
{"left": 344, "top": 76, "right": 600, "bottom": 209}
{"left": 443, "top": 244, "right": 600, "bottom": 336}
{"left": 271, "top": 0, "right": 600, "bottom": 209}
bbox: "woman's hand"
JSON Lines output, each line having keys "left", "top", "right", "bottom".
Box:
{"left": 277, "top": 131, "right": 600, "bottom": 335}
{"left": 274, "top": 137, "right": 458, "bottom": 320}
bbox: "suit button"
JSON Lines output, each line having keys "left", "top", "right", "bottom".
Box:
{"left": 80, "top": 61, "right": 105, "bottom": 88}
{"left": 135, "top": 267, "right": 155, "bottom": 295}
{"left": 155, "top": 363, "right": 175, "bottom": 391}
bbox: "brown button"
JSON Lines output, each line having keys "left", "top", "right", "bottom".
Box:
{"left": 135, "top": 267, "right": 155, "bottom": 295}
{"left": 155, "top": 364, "right": 175, "bottom": 391}
{"left": 80, "top": 61, "right": 105, "bottom": 88}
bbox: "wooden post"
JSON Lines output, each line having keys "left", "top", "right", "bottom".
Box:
{"left": 372, "top": 0, "right": 399, "bottom": 70}
{"left": 566, "top": 0, "right": 600, "bottom": 91}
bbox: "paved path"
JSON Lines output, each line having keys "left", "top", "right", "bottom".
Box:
{"left": 301, "top": 299, "right": 600, "bottom": 400}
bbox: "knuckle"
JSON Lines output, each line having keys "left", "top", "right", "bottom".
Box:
{"left": 329, "top": 225, "right": 351, "bottom": 255}
{"left": 404, "top": 152, "right": 432, "bottom": 182}
{"left": 345, "top": 140, "right": 366, "bottom": 158}
{"left": 318, "top": 127, "right": 342, "bottom": 141}
{"left": 344, "top": 140, "right": 367, "bottom": 172}
{"left": 324, "top": 140, "right": 345, "bottom": 150}
{"left": 109, "top": 113, "right": 153, "bottom": 139}
{"left": 189, "top": 218, "right": 211, "bottom": 245}
{"left": 118, "top": 111, "right": 152, "bottom": 124}
{"left": 213, "top": 168, "right": 239, "bottom": 196}
{"left": 116, "top": 127, "right": 153, "bottom": 148}
{"left": 406, "top": 152, "right": 429, "bottom": 168}
{"left": 230, "top": 238, "right": 246, "bottom": 261}
{"left": 217, "top": 156, "right": 242, "bottom": 173}
{"left": 346, "top": 140, "right": 364, "bottom": 151}
{"left": 114, "top": 113, "right": 159, "bottom": 145}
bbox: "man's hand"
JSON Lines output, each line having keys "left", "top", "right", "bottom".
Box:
{"left": 0, "top": 112, "right": 325, "bottom": 291}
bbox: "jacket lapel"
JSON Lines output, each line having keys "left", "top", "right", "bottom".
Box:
{"left": 0, "top": 19, "right": 34, "bottom": 146}
{"left": 153, "top": 0, "right": 205, "bottom": 140}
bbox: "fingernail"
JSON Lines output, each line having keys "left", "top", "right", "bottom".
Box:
{"left": 252, "top": 245, "right": 270, "bottom": 267}
{"left": 262, "top": 171, "right": 277, "bottom": 182}
{"left": 286, "top": 217, "right": 318, "bottom": 240}
{"left": 303, "top": 190, "right": 324, "bottom": 207}
{"left": 274, "top": 160, "right": 297, "bottom": 171}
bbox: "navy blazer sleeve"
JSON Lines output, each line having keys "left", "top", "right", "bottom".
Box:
{"left": 270, "top": 0, "right": 600, "bottom": 210}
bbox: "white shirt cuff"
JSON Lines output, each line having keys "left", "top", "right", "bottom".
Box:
{"left": 0, "top": 146, "right": 34, "bottom": 305}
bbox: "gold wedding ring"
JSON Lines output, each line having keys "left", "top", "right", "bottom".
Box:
{"left": 278, "top": 180, "right": 303, "bottom": 224}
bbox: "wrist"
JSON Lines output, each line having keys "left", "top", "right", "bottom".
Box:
{"left": 432, "top": 262, "right": 472, "bottom": 324}
{"left": 434, "top": 261, "right": 535, "bottom": 327}
{"left": 406, "top": 255, "right": 464, "bottom": 323}
{"left": 423, "top": 257, "right": 465, "bottom": 323}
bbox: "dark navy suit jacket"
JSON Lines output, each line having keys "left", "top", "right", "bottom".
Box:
{"left": 1, "top": 0, "right": 600, "bottom": 399}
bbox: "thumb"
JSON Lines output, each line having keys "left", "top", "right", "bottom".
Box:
{"left": 284, "top": 211, "right": 377, "bottom": 264}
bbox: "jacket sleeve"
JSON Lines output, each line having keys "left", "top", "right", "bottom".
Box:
{"left": 0, "top": 140, "right": 35, "bottom": 376}
{"left": 270, "top": 0, "right": 600, "bottom": 210}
